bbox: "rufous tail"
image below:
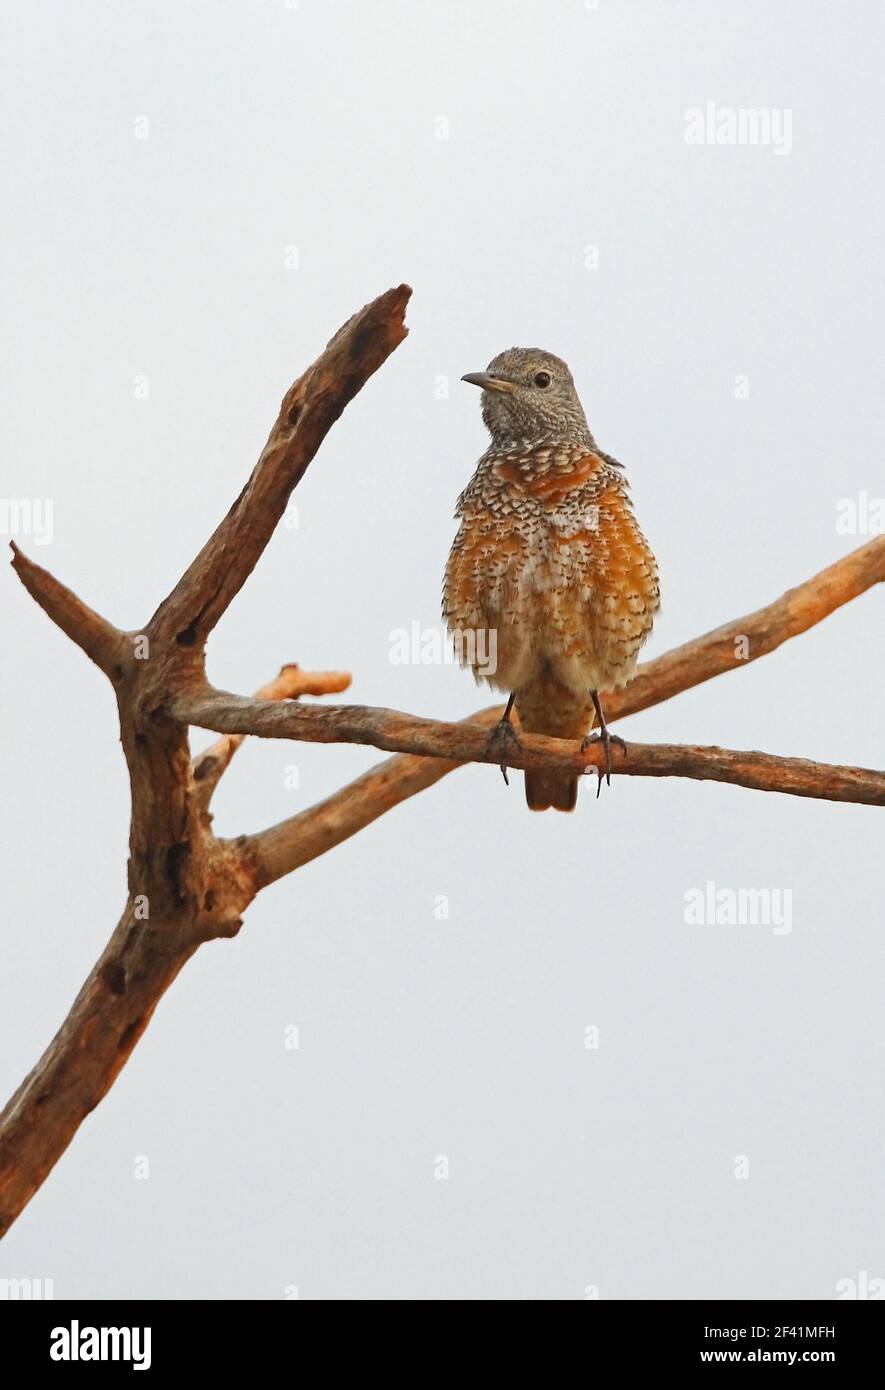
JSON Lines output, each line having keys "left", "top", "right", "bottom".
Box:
{"left": 517, "top": 677, "right": 596, "bottom": 814}
{"left": 524, "top": 767, "right": 579, "bottom": 812}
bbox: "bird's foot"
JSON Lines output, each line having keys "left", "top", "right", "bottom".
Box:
{"left": 581, "top": 729, "right": 627, "bottom": 797}
{"left": 485, "top": 715, "right": 521, "bottom": 786}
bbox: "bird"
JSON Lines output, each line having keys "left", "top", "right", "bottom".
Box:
{"left": 443, "top": 347, "right": 660, "bottom": 812}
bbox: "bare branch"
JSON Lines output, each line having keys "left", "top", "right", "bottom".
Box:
{"left": 0, "top": 290, "right": 409, "bottom": 1240}
{"left": 149, "top": 285, "right": 411, "bottom": 651}
{"left": 229, "top": 539, "right": 885, "bottom": 880}
{"left": 0, "top": 906, "right": 201, "bottom": 1240}
{"left": 580, "top": 741, "right": 885, "bottom": 804}
{"left": 9, "top": 543, "right": 126, "bottom": 677}
{"left": 242, "top": 737, "right": 882, "bottom": 887}
{"left": 192, "top": 663, "right": 351, "bottom": 809}
{"left": 4, "top": 269, "right": 881, "bottom": 1250}
{"left": 603, "top": 534, "right": 885, "bottom": 721}
{"left": 176, "top": 685, "right": 885, "bottom": 807}
{"left": 0, "top": 820, "right": 255, "bottom": 1240}
{"left": 174, "top": 537, "right": 885, "bottom": 882}
{"left": 239, "top": 710, "right": 500, "bottom": 887}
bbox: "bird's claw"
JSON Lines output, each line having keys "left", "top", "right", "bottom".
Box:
{"left": 581, "top": 729, "right": 627, "bottom": 795}
{"left": 485, "top": 716, "right": 521, "bottom": 787}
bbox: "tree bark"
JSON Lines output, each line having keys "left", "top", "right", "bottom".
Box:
{"left": 3, "top": 282, "right": 882, "bottom": 1239}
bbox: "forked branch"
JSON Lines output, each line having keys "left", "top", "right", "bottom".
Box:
{"left": 192, "top": 664, "right": 352, "bottom": 810}
{"left": 0, "top": 286, "right": 410, "bottom": 1239}
{"left": 149, "top": 285, "right": 411, "bottom": 654}
{"left": 2, "top": 282, "right": 882, "bottom": 1245}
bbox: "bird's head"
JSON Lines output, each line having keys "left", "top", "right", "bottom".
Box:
{"left": 462, "top": 347, "right": 591, "bottom": 447}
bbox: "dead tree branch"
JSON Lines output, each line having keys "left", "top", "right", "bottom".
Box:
{"left": 174, "top": 689, "right": 885, "bottom": 804}
{"left": 235, "top": 539, "right": 885, "bottom": 883}
{"left": 9, "top": 543, "right": 126, "bottom": 677}
{"left": 601, "top": 533, "right": 885, "bottom": 721}
{"left": 149, "top": 284, "right": 411, "bottom": 655}
{"left": 2, "top": 280, "right": 882, "bottom": 1243}
{"left": 1, "top": 286, "right": 410, "bottom": 1238}
{"left": 192, "top": 664, "right": 351, "bottom": 811}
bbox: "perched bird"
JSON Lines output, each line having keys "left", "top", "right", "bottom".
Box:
{"left": 443, "top": 348, "right": 660, "bottom": 811}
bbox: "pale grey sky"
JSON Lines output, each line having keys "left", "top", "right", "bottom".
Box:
{"left": 2, "top": 0, "right": 884, "bottom": 1299}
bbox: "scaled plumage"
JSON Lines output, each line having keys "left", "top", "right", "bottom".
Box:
{"left": 443, "top": 348, "right": 659, "bottom": 810}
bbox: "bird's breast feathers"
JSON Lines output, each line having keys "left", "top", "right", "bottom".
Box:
{"left": 444, "top": 442, "right": 659, "bottom": 694}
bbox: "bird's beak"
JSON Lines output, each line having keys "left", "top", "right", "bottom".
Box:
{"left": 461, "top": 372, "right": 515, "bottom": 393}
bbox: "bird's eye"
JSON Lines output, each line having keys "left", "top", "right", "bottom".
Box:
{"left": 534, "top": 371, "right": 551, "bottom": 388}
